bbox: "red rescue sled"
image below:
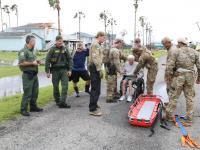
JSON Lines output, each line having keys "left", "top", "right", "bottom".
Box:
{"left": 128, "top": 95, "right": 163, "bottom": 127}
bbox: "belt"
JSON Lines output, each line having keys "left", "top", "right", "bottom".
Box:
{"left": 176, "top": 68, "right": 193, "bottom": 73}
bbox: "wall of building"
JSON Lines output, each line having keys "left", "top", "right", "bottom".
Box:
{"left": 0, "top": 36, "right": 43, "bottom": 51}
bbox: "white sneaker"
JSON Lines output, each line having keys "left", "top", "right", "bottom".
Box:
{"left": 127, "top": 96, "right": 132, "bottom": 102}
{"left": 119, "top": 96, "right": 126, "bottom": 101}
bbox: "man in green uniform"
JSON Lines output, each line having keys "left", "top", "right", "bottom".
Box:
{"left": 45, "top": 35, "right": 72, "bottom": 108}
{"left": 18, "top": 35, "right": 43, "bottom": 116}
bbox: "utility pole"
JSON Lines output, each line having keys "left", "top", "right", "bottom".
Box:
{"left": 0, "top": 0, "right": 3, "bottom": 31}
{"left": 74, "top": 11, "right": 85, "bottom": 40}
{"left": 139, "top": 16, "right": 145, "bottom": 45}
{"left": 196, "top": 22, "right": 200, "bottom": 32}
{"left": 133, "top": 0, "right": 141, "bottom": 41}
{"left": 145, "top": 23, "right": 149, "bottom": 46}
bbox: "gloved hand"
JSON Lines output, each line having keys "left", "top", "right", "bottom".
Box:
{"left": 99, "top": 70, "right": 104, "bottom": 79}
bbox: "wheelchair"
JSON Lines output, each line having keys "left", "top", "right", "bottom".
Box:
{"left": 119, "top": 74, "right": 145, "bottom": 102}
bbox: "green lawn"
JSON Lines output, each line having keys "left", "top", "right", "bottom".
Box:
{"left": 0, "top": 80, "right": 85, "bottom": 122}
{"left": 0, "top": 66, "right": 45, "bottom": 78}
{"left": 152, "top": 50, "right": 167, "bottom": 58}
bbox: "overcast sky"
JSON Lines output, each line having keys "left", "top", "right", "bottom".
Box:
{"left": 1, "top": 0, "right": 200, "bottom": 43}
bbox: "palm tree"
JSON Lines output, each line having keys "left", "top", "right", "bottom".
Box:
{"left": 2, "top": 5, "right": 10, "bottom": 28}
{"left": 74, "top": 11, "right": 85, "bottom": 40}
{"left": 48, "top": 0, "right": 61, "bottom": 35}
{"left": 11, "top": 4, "right": 18, "bottom": 27}
{"left": 107, "top": 18, "right": 117, "bottom": 44}
{"left": 99, "top": 11, "right": 110, "bottom": 34}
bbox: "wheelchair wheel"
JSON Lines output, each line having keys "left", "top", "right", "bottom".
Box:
{"left": 132, "top": 79, "right": 145, "bottom": 102}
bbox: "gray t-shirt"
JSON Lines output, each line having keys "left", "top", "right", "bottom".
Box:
{"left": 124, "top": 62, "right": 144, "bottom": 78}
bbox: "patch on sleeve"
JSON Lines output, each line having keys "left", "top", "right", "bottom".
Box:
{"left": 20, "top": 52, "right": 25, "bottom": 56}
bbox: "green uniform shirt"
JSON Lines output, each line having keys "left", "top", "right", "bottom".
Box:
{"left": 18, "top": 45, "right": 38, "bottom": 72}
{"left": 45, "top": 45, "right": 72, "bottom": 73}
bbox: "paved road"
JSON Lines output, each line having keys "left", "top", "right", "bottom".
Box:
{"left": 0, "top": 57, "right": 200, "bottom": 150}
{"left": 0, "top": 73, "right": 51, "bottom": 98}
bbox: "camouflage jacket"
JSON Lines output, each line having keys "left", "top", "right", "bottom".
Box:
{"left": 165, "top": 46, "right": 200, "bottom": 80}
{"left": 134, "top": 50, "right": 158, "bottom": 75}
{"left": 89, "top": 40, "right": 103, "bottom": 71}
{"left": 109, "top": 47, "right": 127, "bottom": 72}
{"left": 132, "top": 46, "right": 147, "bottom": 62}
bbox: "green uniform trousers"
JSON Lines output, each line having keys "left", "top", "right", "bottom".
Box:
{"left": 21, "top": 73, "right": 39, "bottom": 112}
{"left": 52, "top": 69, "right": 69, "bottom": 105}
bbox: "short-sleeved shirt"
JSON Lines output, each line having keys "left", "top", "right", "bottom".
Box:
{"left": 18, "top": 45, "right": 38, "bottom": 72}
{"left": 72, "top": 48, "right": 89, "bottom": 71}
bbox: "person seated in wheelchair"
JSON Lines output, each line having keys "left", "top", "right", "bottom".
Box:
{"left": 119, "top": 55, "right": 144, "bottom": 102}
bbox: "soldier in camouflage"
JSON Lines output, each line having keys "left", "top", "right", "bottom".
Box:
{"left": 165, "top": 38, "right": 200, "bottom": 123}
{"left": 132, "top": 38, "right": 147, "bottom": 62}
{"left": 132, "top": 38, "right": 158, "bottom": 95}
{"left": 88, "top": 32, "right": 106, "bottom": 116}
{"left": 106, "top": 39, "right": 124, "bottom": 103}
{"left": 162, "top": 37, "right": 178, "bottom": 105}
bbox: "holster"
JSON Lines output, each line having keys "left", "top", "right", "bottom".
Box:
{"left": 107, "top": 63, "right": 117, "bottom": 75}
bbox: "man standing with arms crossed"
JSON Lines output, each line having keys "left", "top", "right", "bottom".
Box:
{"left": 88, "top": 32, "right": 106, "bottom": 116}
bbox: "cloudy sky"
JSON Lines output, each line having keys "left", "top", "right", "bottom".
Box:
{"left": 1, "top": 0, "right": 200, "bottom": 43}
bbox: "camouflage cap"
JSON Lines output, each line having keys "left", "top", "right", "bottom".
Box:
{"left": 177, "top": 37, "right": 188, "bottom": 45}
{"left": 114, "top": 39, "right": 124, "bottom": 44}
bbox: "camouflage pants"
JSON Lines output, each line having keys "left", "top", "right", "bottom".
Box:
{"left": 166, "top": 72, "right": 195, "bottom": 120}
{"left": 106, "top": 75, "right": 117, "bottom": 100}
{"left": 146, "top": 65, "right": 158, "bottom": 94}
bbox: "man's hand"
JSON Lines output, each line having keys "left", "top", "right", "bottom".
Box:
{"left": 37, "top": 60, "right": 42, "bottom": 65}
{"left": 99, "top": 70, "right": 103, "bottom": 79}
{"left": 165, "top": 75, "right": 172, "bottom": 83}
{"left": 46, "top": 73, "right": 51, "bottom": 78}
{"left": 196, "top": 80, "right": 200, "bottom": 84}
{"left": 67, "top": 71, "right": 72, "bottom": 77}
{"left": 32, "top": 60, "right": 38, "bottom": 66}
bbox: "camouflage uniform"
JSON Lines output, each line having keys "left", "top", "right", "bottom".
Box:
{"left": 133, "top": 49, "right": 158, "bottom": 94}
{"left": 165, "top": 45, "right": 178, "bottom": 94}
{"left": 132, "top": 46, "right": 147, "bottom": 62}
{"left": 165, "top": 46, "right": 200, "bottom": 121}
{"left": 106, "top": 47, "right": 121, "bottom": 102}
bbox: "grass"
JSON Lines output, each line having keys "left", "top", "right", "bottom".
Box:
{"left": 152, "top": 50, "right": 167, "bottom": 58}
{"left": 0, "top": 80, "right": 85, "bottom": 122}
{"left": 0, "top": 66, "right": 45, "bottom": 78}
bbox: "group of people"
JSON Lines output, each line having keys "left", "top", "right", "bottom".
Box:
{"left": 18, "top": 32, "right": 200, "bottom": 123}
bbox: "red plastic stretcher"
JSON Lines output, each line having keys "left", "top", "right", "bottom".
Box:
{"left": 128, "top": 95, "right": 163, "bottom": 127}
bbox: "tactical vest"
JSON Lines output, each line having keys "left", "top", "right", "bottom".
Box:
{"left": 50, "top": 48, "right": 68, "bottom": 68}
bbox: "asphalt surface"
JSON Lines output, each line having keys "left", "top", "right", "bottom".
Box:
{"left": 0, "top": 56, "right": 200, "bottom": 150}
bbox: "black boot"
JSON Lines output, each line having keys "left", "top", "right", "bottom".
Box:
{"left": 85, "top": 84, "right": 91, "bottom": 94}
{"left": 30, "top": 107, "right": 43, "bottom": 112}
{"left": 58, "top": 103, "right": 71, "bottom": 109}
{"left": 74, "top": 86, "right": 80, "bottom": 97}
{"left": 21, "top": 111, "right": 30, "bottom": 116}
